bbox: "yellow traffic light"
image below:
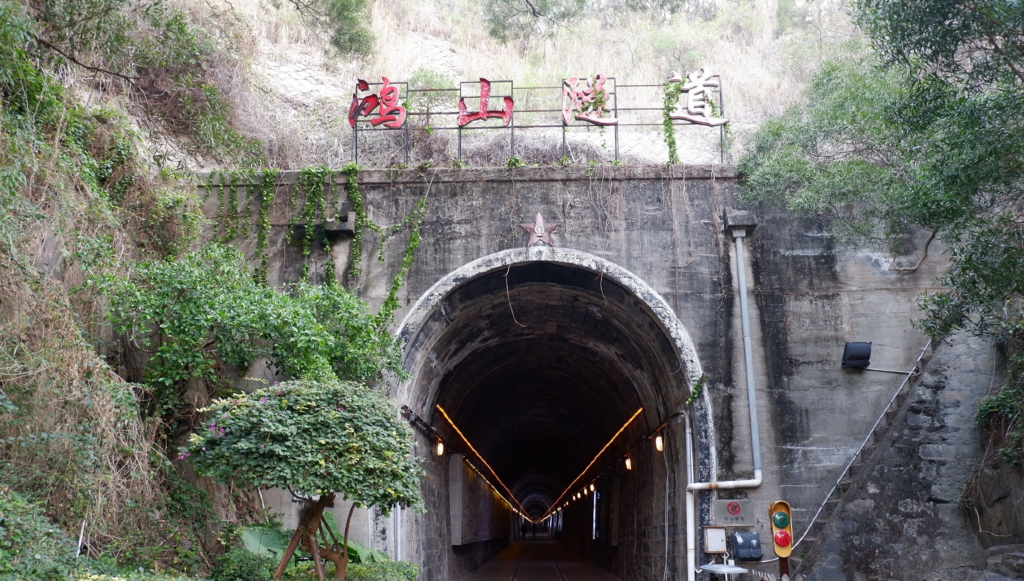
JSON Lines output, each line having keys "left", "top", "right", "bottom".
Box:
{"left": 768, "top": 500, "right": 793, "bottom": 558}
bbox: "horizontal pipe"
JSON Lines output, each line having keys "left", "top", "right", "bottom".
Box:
{"left": 864, "top": 366, "right": 918, "bottom": 375}
{"left": 688, "top": 469, "right": 763, "bottom": 492}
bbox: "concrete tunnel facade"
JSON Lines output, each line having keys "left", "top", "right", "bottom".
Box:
{"left": 201, "top": 165, "right": 952, "bottom": 581}
{"left": 393, "top": 247, "right": 715, "bottom": 579}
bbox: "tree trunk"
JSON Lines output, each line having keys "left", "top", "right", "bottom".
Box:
{"left": 272, "top": 494, "right": 335, "bottom": 580}
{"left": 338, "top": 503, "right": 357, "bottom": 580}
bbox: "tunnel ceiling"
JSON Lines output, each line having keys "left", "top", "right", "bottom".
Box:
{"left": 413, "top": 261, "right": 685, "bottom": 517}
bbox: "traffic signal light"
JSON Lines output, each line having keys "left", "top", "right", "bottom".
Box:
{"left": 768, "top": 500, "right": 793, "bottom": 558}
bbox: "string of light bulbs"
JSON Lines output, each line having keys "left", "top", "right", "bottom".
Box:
{"left": 540, "top": 406, "right": 645, "bottom": 520}
{"left": 435, "top": 405, "right": 532, "bottom": 518}
{"left": 431, "top": 404, "right": 684, "bottom": 524}
{"left": 543, "top": 409, "right": 686, "bottom": 521}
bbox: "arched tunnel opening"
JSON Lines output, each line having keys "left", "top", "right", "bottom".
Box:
{"left": 396, "top": 250, "right": 705, "bottom": 580}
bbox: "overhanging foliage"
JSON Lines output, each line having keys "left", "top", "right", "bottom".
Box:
{"left": 739, "top": 53, "right": 1024, "bottom": 339}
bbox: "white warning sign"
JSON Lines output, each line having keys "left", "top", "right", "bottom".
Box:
{"left": 713, "top": 499, "right": 754, "bottom": 526}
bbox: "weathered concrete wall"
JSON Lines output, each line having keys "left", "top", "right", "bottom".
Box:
{"left": 799, "top": 333, "right": 1001, "bottom": 580}
{"left": 449, "top": 454, "right": 513, "bottom": 545}
{"left": 199, "top": 165, "right": 995, "bottom": 580}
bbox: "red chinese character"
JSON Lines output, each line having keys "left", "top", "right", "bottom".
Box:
{"left": 562, "top": 74, "right": 618, "bottom": 126}
{"left": 348, "top": 77, "right": 406, "bottom": 129}
{"left": 458, "top": 78, "right": 513, "bottom": 127}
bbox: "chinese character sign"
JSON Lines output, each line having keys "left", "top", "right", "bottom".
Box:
{"left": 666, "top": 68, "right": 727, "bottom": 127}
{"left": 458, "top": 78, "right": 514, "bottom": 127}
{"left": 348, "top": 77, "right": 407, "bottom": 129}
{"left": 562, "top": 74, "right": 618, "bottom": 126}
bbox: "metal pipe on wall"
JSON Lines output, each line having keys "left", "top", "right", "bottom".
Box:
{"left": 685, "top": 226, "right": 763, "bottom": 581}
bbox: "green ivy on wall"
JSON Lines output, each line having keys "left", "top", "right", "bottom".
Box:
{"left": 206, "top": 165, "right": 427, "bottom": 325}
{"left": 340, "top": 163, "right": 426, "bottom": 326}
{"left": 294, "top": 166, "right": 331, "bottom": 281}
{"left": 685, "top": 375, "right": 706, "bottom": 406}
{"left": 209, "top": 168, "right": 280, "bottom": 284}
{"left": 663, "top": 81, "right": 685, "bottom": 166}
{"left": 254, "top": 168, "right": 279, "bottom": 284}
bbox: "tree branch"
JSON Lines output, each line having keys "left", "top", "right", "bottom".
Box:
{"left": 30, "top": 34, "right": 138, "bottom": 84}
{"left": 891, "top": 229, "right": 937, "bottom": 273}
{"left": 984, "top": 32, "right": 1024, "bottom": 85}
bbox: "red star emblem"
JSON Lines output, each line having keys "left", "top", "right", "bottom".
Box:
{"left": 519, "top": 212, "right": 558, "bottom": 247}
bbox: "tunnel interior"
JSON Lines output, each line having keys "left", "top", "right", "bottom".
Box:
{"left": 404, "top": 260, "right": 692, "bottom": 520}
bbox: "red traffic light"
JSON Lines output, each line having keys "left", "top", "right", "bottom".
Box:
{"left": 774, "top": 530, "right": 792, "bottom": 547}
{"left": 768, "top": 500, "right": 794, "bottom": 558}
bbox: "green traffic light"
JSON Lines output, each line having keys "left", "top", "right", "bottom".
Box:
{"left": 772, "top": 511, "right": 790, "bottom": 528}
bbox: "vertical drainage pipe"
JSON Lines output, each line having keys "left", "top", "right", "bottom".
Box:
{"left": 396, "top": 508, "right": 402, "bottom": 562}
{"left": 686, "top": 227, "right": 763, "bottom": 581}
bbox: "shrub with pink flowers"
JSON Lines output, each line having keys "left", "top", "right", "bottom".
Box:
{"left": 186, "top": 379, "right": 422, "bottom": 509}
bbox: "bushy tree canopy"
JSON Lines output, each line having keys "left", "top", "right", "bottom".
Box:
{"left": 739, "top": 0, "right": 1024, "bottom": 340}
{"left": 187, "top": 379, "right": 422, "bottom": 512}
{"left": 103, "top": 244, "right": 402, "bottom": 394}
{"left": 284, "top": 0, "right": 374, "bottom": 58}
{"left": 854, "top": 0, "right": 1024, "bottom": 87}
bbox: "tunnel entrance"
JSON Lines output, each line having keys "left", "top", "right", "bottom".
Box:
{"left": 394, "top": 247, "right": 711, "bottom": 580}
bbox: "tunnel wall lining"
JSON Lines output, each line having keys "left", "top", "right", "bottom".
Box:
{"left": 395, "top": 247, "right": 704, "bottom": 400}
{"left": 392, "top": 246, "right": 718, "bottom": 579}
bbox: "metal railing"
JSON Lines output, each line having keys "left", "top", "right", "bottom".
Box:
{"left": 350, "top": 77, "right": 729, "bottom": 168}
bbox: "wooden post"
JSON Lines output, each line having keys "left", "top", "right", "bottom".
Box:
{"left": 272, "top": 528, "right": 303, "bottom": 580}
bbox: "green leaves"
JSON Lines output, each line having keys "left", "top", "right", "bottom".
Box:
{"left": 0, "top": 488, "right": 78, "bottom": 581}
{"left": 101, "top": 244, "right": 403, "bottom": 421}
{"left": 739, "top": 53, "right": 1024, "bottom": 340}
{"left": 855, "top": 0, "right": 1024, "bottom": 87}
{"left": 187, "top": 380, "right": 423, "bottom": 513}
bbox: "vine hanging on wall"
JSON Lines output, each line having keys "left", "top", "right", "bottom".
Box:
{"left": 293, "top": 166, "right": 332, "bottom": 282}
{"left": 662, "top": 81, "right": 685, "bottom": 166}
{"left": 685, "top": 375, "right": 706, "bottom": 406}
{"left": 206, "top": 165, "right": 427, "bottom": 317}
{"left": 254, "top": 168, "right": 279, "bottom": 284}
{"left": 340, "top": 162, "right": 427, "bottom": 326}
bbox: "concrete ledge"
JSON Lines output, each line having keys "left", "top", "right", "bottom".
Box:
{"left": 195, "top": 164, "right": 738, "bottom": 186}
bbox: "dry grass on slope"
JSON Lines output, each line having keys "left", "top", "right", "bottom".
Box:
{"left": 189, "top": 0, "right": 860, "bottom": 168}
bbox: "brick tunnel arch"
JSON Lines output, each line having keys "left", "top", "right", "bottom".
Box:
{"left": 392, "top": 246, "right": 715, "bottom": 577}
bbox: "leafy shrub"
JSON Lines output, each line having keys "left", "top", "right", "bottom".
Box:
{"left": 142, "top": 188, "right": 207, "bottom": 257}
{"left": 346, "top": 562, "right": 419, "bottom": 581}
{"left": 186, "top": 380, "right": 422, "bottom": 508}
{"left": 102, "top": 244, "right": 403, "bottom": 397}
{"left": 74, "top": 573, "right": 198, "bottom": 581}
{"left": 0, "top": 488, "right": 77, "bottom": 581}
{"left": 211, "top": 547, "right": 274, "bottom": 581}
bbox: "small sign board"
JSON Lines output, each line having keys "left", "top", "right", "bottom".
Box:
{"left": 713, "top": 499, "right": 754, "bottom": 526}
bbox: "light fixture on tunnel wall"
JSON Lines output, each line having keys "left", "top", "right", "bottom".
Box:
{"left": 625, "top": 456, "right": 632, "bottom": 471}
{"left": 434, "top": 405, "right": 531, "bottom": 515}
{"left": 841, "top": 342, "right": 872, "bottom": 369}
{"left": 841, "top": 341, "right": 922, "bottom": 375}
{"left": 590, "top": 483, "right": 595, "bottom": 492}
{"left": 655, "top": 434, "right": 664, "bottom": 452}
{"left": 435, "top": 438, "right": 444, "bottom": 457}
